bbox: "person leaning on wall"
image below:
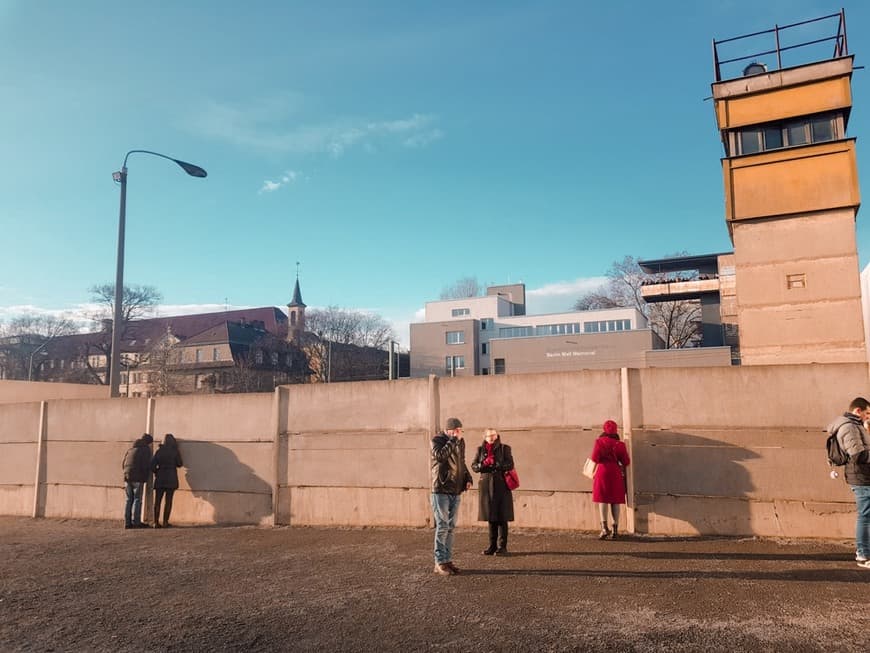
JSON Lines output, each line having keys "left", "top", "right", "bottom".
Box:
{"left": 122, "top": 433, "right": 153, "bottom": 529}
{"left": 589, "top": 420, "right": 630, "bottom": 540}
{"left": 471, "top": 428, "right": 515, "bottom": 556}
{"left": 151, "top": 433, "right": 184, "bottom": 528}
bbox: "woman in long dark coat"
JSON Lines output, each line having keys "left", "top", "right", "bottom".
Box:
{"left": 590, "top": 420, "right": 630, "bottom": 540}
{"left": 151, "top": 433, "right": 184, "bottom": 528}
{"left": 471, "top": 428, "right": 515, "bottom": 555}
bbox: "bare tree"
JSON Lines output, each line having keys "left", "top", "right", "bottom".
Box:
{"left": 146, "top": 331, "right": 185, "bottom": 396}
{"left": 89, "top": 283, "right": 162, "bottom": 325}
{"left": 303, "top": 307, "right": 396, "bottom": 382}
{"left": 0, "top": 313, "right": 77, "bottom": 380}
{"left": 85, "top": 283, "right": 163, "bottom": 384}
{"left": 439, "top": 276, "right": 483, "bottom": 300}
{"left": 574, "top": 255, "right": 701, "bottom": 349}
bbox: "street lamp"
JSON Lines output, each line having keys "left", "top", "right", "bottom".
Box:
{"left": 28, "top": 341, "right": 49, "bottom": 381}
{"left": 109, "top": 150, "right": 206, "bottom": 398}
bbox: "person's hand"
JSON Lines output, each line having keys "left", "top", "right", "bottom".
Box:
{"left": 466, "top": 481, "right": 472, "bottom": 491}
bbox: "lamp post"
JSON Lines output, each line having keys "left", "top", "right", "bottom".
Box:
{"left": 109, "top": 150, "right": 206, "bottom": 398}
{"left": 28, "top": 341, "right": 49, "bottom": 381}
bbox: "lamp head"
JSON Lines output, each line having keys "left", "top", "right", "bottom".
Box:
{"left": 174, "top": 159, "right": 208, "bottom": 178}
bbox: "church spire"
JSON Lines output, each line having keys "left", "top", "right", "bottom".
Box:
{"left": 286, "top": 262, "right": 306, "bottom": 343}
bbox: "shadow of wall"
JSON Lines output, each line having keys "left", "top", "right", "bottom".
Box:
{"left": 632, "top": 430, "right": 758, "bottom": 535}
{"left": 178, "top": 440, "right": 273, "bottom": 525}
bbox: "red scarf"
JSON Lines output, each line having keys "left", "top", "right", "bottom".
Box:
{"left": 483, "top": 441, "right": 495, "bottom": 467}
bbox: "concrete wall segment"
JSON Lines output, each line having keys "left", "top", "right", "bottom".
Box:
{"left": 437, "top": 370, "right": 621, "bottom": 431}
{"left": 0, "top": 402, "right": 41, "bottom": 443}
{"left": 45, "top": 398, "right": 148, "bottom": 442}
{"left": 153, "top": 393, "right": 273, "bottom": 441}
{"left": 635, "top": 363, "right": 869, "bottom": 428}
{"left": 284, "top": 378, "right": 429, "bottom": 433}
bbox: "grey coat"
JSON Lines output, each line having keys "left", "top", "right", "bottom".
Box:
{"left": 828, "top": 413, "right": 870, "bottom": 485}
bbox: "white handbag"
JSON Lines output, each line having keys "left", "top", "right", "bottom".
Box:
{"left": 582, "top": 457, "right": 597, "bottom": 480}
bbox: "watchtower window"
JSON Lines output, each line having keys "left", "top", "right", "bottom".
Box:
{"left": 735, "top": 114, "right": 838, "bottom": 156}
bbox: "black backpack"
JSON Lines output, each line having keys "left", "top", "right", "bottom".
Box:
{"left": 826, "top": 427, "right": 849, "bottom": 467}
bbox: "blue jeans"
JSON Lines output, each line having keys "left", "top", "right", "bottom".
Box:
{"left": 124, "top": 481, "right": 144, "bottom": 526}
{"left": 431, "top": 493, "right": 461, "bottom": 564}
{"left": 852, "top": 485, "right": 870, "bottom": 557}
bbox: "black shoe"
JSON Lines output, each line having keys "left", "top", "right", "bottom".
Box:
{"left": 124, "top": 523, "right": 133, "bottom": 529}
{"left": 482, "top": 547, "right": 497, "bottom": 555}
{"left": 494, "top": 547, "right": 509, "bottom": 556}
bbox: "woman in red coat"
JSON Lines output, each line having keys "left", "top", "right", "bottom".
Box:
{"left": 590, "top": 420, "right": 630, "bottom": 540}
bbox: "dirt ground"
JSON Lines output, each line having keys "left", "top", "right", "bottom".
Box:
{"left": 2, "top": 517, "right": 870, "bottom": 652}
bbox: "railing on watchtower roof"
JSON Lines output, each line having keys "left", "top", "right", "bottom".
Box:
{"left": 712, "top": 9, "right": 848, "bottom": 82}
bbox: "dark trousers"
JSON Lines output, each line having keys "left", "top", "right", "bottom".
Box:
{"left": 154, "top": 488, "right": 175, "bottom": 525}
{"left": 488, "top": 521, "right": 508, "bottom": 550}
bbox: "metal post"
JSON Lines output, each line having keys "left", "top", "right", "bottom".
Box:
{"left": 388, "top": 341, "right": 394, "bottom": 380}
{"left": 109, "top": 166, "right": 127, "bottom": 398}
{"left": 28, "top": 341, "right": 48, "bottom": 381}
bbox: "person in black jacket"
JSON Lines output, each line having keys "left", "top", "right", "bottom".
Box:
{"left": 430, "top": 417, "right": 472, "bottom": 576}
{"left": 151, "top": 433, "right": 184, "bottom": 528}
{"left": 122, "top": 433, "right": 153, "bottom": 529}
{"left": 472, "top": 428, "right": 515, "bottom": 555}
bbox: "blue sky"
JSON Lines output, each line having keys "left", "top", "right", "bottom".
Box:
{"left": 1, "top": 1, "right": 869, "bottom": 346}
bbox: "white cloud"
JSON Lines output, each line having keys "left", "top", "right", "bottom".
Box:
{"left": 525, "top": 277, "right": 608, "bottom": 315}
{"left": 259, "top": 169, "right": 300, "bottom": 194}
{"left": 191, "top": 98, "right": 443, "bottom": 157}
{"left": 404, "top": 129, "right": 444, "bottom": 148}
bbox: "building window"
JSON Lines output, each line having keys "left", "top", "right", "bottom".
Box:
{"left": 195, "top": 348, "right": 202, "bottom": 362}
{"left": 271, "top": 352, "right": 279, "bottom": 365}
{"left": 446, "top": 330, "right": 465, "bottom": 345}
{"left": 451, "top": 308, "right": 470, "bottom": 317}
{"left": 737, "top": 114, "right": 837, "bottom": 155}
{"left": 213, "top": 347, "right": 220, "bottom": 361}
{"left": 255, "top": 350, "right": 263, "bottom": 364}
{"left": 482, "top": 368, "right": 489, "bottom": 375}
{"left": 494, "top": 358, "right": 506, "bottom": 375}
{"left": 481, "top": 343, "right": 487, "bottom": 355}
{"left": 480, "top": 318, "right": 493, "bottom": 331}
{"left": 584, "top": 319, "right": 630, "bottom": 333}
{"left": 285, "top": 353, "right": 292, "bottom": 366}
{"left": 535, "top": 323, "right": 582, "bottom": 336}
{"left": 498, "top": 326, "right": 534, "bottom": 338}
{"left": 445, "top": 355, "right": 465, "bottom": 373}
{"left": 787, "top": 273, "right": 806, "bottom": 290}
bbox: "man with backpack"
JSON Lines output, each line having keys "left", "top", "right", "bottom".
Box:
{"left": 122, "top": 433, "right": 153, "bottom": 529}
{"left": 827, "top": 397, "right": 870, "bottom": 567}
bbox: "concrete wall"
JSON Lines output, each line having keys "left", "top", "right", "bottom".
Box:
{"left": 1, "top": 363, "right": 867, "bottom": 538}
{"left": 0, "top": 380, "right": 108, "bottom": 404}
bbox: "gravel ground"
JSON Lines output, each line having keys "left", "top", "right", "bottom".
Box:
{"left": 1, "top": 516, "right": 870, "bottom": 652}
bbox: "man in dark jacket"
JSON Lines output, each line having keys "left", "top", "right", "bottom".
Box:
{"left": 122, "top": 433, "right": 153, "bottom": 529}
{"left": 827, "top": 397, "right": 870, "bottom": 567}
{"left": 430, "top": 417, "right": 472, "bottom": 576}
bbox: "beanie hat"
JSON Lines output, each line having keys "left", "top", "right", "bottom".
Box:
{"left": 445, "top": 417, "right": 463, "bottom": 431}
{"left": 603, "top": 420, "right": 618, "bottom": 435}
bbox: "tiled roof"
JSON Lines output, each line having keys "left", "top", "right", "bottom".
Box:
{"left": 40, "top": 307, "right": 289, "bottom": 356}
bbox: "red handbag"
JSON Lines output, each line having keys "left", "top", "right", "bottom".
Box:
{"left": 504, "top": 468, "right": 520, "bottom": 490}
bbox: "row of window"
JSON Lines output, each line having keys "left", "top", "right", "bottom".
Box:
{"left": 451, "top": 308, "right": 470, "bottom": 317}
{"left": 737, "top": 114, "right": 837, "bottom": 156}
{"left": 447, "top": 319, "right": 634, "bottom": 347}
{"left": 584, "top": 319, "right": 631, "bottom": 333}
